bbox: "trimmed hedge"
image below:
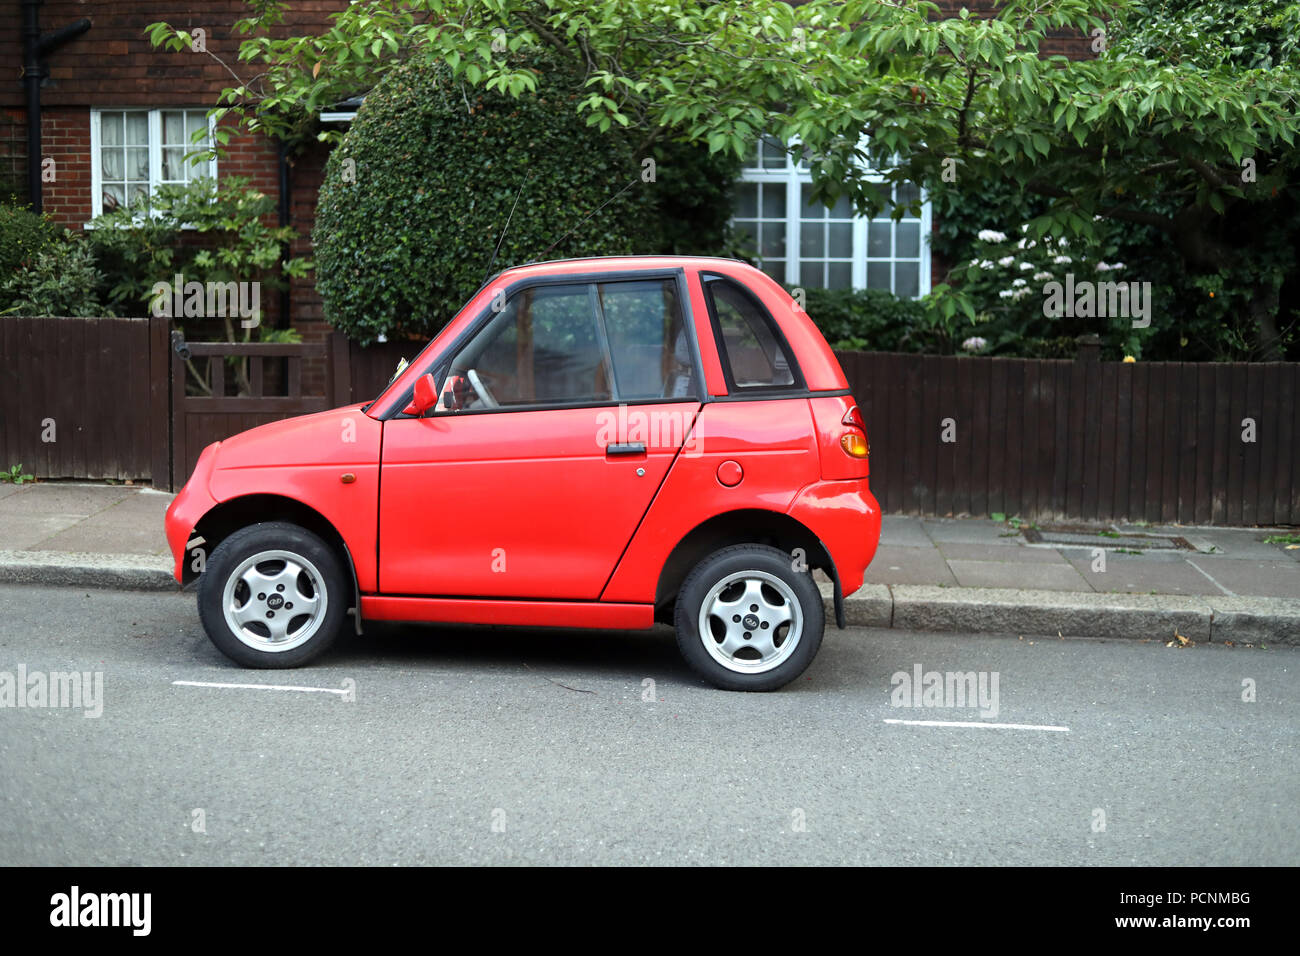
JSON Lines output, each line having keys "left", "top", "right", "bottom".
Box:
{"left": 315, "top": 59, "right": 669, "bottom": 345}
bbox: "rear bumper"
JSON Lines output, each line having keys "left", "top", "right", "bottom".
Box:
{"left": 786, "top": 477, "right": 881, "bottom": 596}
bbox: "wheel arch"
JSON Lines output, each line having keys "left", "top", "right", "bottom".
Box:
{"left": 653, "top": 509, "right": 843, "bottom": 627}
{"left": 185, "top": 494, "right": 362, "bottom": 633}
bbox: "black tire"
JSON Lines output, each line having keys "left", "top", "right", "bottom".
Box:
{"left": 674, "top": 544, "right": 825, "bottom": 691}
{"left": 197, "top": 522, "right": 349, "bottom": 668}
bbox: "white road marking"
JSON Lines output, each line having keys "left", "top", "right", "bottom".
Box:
{"left": 884, "top": 718, "right": 1070, "bottom": 732}
{"left": 172, "top": 680, "right": 348, "bottom": 696}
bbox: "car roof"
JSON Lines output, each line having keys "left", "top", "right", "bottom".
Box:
{"left": 492, "top": 255, "right": 757, "bottom": 283}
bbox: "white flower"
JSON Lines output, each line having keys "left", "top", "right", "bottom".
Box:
{"left": 962, "top": 336, "right": 988, "bottom": 352}
{"left": 1033, "top": 271, "right": 1053, "bottom": 281}
{"left": 977, "top": 229, "right": 1008, "bottom": 243}
{"left": 1019, "top": 261, "right": 1034, "bottom": 270}
{"left": 1012, "top": 277, "right": 1028, "bottom": 287}
{"left": 997, "top": 255, "right": 1015, "bottom": 267}
{"left": 1016, "top": 237, "right": 1037, "bottom": 250}
{"left": 998, "top": 289, "right": 1015, "bottom": 298}
{"left": 978, "top": 259, "right": 996, "bottom": 270}
{"left": 1012, "top": 286, "right": 1032, "bottom": 300}
{"left": 1058, "top": 237, "right": 1070, "bottom": 247}
{"left": 1053, "top": 255, "right": 1072, "bottom": 265}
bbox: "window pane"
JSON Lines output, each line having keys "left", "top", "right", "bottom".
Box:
{"left": 800, "top": 183, "right": 820, "bottom": 214}
{"left": 442, "top": 284, "right": 608, "bottom": 409}
{"left": 800, "top": 222, "right": 824, "bottom": 257}
{"left": 868, "top": 221, "right": 891, "bottom": 257}
{"left": 125, "top": 112, "right": 148, "bottom": 145}
{"left": 163, "top": 111, "right": 184, "bottom": 144}
{"left": 896, "top": 222, "right": 921, "bottom": 257}
{"left": 162, "top": 147, "right": 185, "bottom": 180}
{"left": 800, "top": 261, "right": 825, "bottom": 289}
{"left": 897, "top": 182, "right": 920, "bottom": 208}
{"left": 760, "top": 134, "right": 785, "bottom": 169}
{"left": 735, "top": 183, "right": 758, "bottom": 219}
{"left": 743, "top": 138, "right": 760, "bottom": 170}
{"left": 829, "top": 194, "right": 853, "bottom": 219}
{"left": 828, "top": 222, "right": 853, "bottom": 258}
{"left": 102, "top": 183, "right": 126, "bottom": 211}
{"left": 101, "top": 149, "right": 123, "bottom": 180}
{"left": 827, "top": 262, "right": 853, "bottom": 289}
{"left": 707, "top": 277, "right": 796, "bottom": 388}
{"left": 759, "top": 260, "right": 785, "bottom": 282}
{"left": 759, "top": 222, "right": 786, "bottom": 259}
{"left": 599, "top": 280, "right": 696, "bottom": 399}
{"left": 733, "top": 221, "right": 757, "bottom": 250}
{"left": 100, "top": 112, "right": 123, "bottom": 147}
{"left": 895, "top": 262, "right": 920, "bottom": 298}
{"left": 128, "top": 147, "right": 149, "bottom": 181}
{"left": 867, "top": 261, "right": 891, "bottom": 290}
{"left": 186, "top": 111, "right": 207, "bottom": 140}
{"left": 760, "top": 182, "right": 786, "bottom": 219}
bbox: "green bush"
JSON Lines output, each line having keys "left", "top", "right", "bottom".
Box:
{"left": 800, "top": 287, "right": 927, "bottom": 352}
{"left": 315, "top": 58, "right": 690, "bottom": 345}
{"left": 0, "top": 203, "right": 61, "bottom": 279}
{"left": 2, "top": 232, "right": 104, "bottom": 317}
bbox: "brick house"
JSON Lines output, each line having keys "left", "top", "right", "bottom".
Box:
{"left": 2, "top": 2, "right": 1093, "bottom": 345}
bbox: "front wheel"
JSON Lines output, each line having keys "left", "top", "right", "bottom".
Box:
{"left": 674, "top": 544, "right": 825, "bottom": 691}
{"left": 197, "top": 522, "right": 349, "bottom": 668}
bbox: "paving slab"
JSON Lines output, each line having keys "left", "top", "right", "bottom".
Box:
{"left": 947, "top": 559, "right": 1094, "bottom": 592}
{"left": 864, "top": 545, "right": 956, "bottom": 586}
{"left": 919, "top": 517, "right": 1008, "bottom": 544}
{"left": 1065, "top": 552, "right": 1229, "bottom": 597}
{"left": 0, "top": 483, "right": 132, "bottom": 515}
{"left": 936, "top": 541, "right": 1069, "bottom": 564}
{"left": 878, "top": 514, "right": 934, "bottom": 548}
{"left": 0, "top": 513, "right": 90, "bottom": 550}
{"left": 31, "top": 492, "right": 172, "bottom": 555}
{"left": 1185, "top": 556, "right": 1300, "bottom": 598}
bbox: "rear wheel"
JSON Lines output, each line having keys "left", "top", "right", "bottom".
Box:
{"left": 674, "top": 544, "right": 824, "bottom": 691}
{"left": 197, "top": 522, "right": 348, "bottom": 668}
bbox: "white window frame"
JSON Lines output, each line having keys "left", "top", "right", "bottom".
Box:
{"left": 733, "top": 136, "right": 931, "bottom": 297}
{"left": 89, "top": 108, "right": 218, "bottom": 219}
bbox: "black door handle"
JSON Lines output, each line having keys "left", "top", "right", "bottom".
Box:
{"left": 605, "top": 442, "right": 646, "bottom": 456}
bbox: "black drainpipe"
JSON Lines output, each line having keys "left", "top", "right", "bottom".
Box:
{"left": 278, "top": 139, "right": 292, "bottom": 328}
{"left": 22, "top": 0, "right": 92, "bottom": 212}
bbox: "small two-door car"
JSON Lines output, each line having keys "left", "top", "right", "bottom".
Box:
{"left": 166, "top": 256, "right": 881, "bottom": 690}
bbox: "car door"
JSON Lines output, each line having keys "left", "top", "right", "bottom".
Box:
{"left": 378, "top": 275, "right": 703, "bottom": 599}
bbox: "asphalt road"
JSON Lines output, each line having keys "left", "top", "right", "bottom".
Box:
{"left": 0, "top": 583, "right": 1295, "bottom": 866}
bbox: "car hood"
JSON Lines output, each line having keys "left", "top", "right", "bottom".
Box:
{"left": 209, "top": 404, "right": 378, "bottom": 471}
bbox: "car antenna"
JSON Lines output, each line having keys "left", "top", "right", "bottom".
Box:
{"left": 484, "top": 174, "right": 529, "bottom": 285}
{"left": 538, "top": 175, "right": 640, "bottom": 259}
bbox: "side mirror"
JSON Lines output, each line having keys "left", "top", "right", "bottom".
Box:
{"left": 403, "top": 373, "right": 438, "bottom": 417}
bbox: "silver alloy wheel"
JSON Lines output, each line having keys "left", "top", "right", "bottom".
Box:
{"left": 697, "top": 569, "right": 803, "bottom": 674}
{"left": 221, "top": 549, "right": 328, "bottom": 653}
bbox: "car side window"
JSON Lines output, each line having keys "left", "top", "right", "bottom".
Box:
{"left": 704, "top": 277, "right": 797, "bottom": 389}
{"left": 597, "top": 279, "right": 697, "bottom": 400}
{"left": 438, "top": 283, "right": 613, "bottom": 412}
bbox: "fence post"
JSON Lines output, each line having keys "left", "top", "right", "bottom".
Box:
{"left": 329, "top": 332, "right": 352, "bottom": 406}
{"left": 148, "top": 315, "right": 172, "bottom": 491}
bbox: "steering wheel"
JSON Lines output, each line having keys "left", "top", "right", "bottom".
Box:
{"left": 466, "top": 368, "right": 499, "bottom": 408}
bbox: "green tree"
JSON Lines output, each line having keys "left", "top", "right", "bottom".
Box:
{"left": 149, "top": 0, "right": 1300, "bottom": 356}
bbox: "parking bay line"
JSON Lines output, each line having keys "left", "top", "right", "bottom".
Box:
{"left": 172, "top": 680, "right": 349, "bottom": 696}
{"left": 883, "top": 718, "right": 1070, "bottom": 732}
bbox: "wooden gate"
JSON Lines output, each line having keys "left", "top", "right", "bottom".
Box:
{"left": 169, "top": 332, "right": 351, "bottom": 490}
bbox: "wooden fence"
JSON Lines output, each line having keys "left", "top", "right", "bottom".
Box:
{"left": 3, "top": 316, "right": 1298, "bottom": 523}
{"left": 0, "top": 316, "right": 168, "bottom": 482}
{"left": 838, "top": 351, "right": 1300, "bottom": 525}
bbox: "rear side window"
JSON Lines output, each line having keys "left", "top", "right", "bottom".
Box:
{"left": 597, "top": 279, "right": 697, "bottom": 400}
{"left": 704, "top": 276, "right": 800, "bottom": 390}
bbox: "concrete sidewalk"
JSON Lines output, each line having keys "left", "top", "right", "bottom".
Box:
{"left": 1, "top": 481, "right": 1297, "bottom": 643}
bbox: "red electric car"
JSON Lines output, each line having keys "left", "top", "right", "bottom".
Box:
{"left": 165, "top": 256, "right": 880, "bottom": 690}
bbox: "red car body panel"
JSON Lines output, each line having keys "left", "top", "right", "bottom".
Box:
{"left": 378, "top": 402, "right": 697, "bottom": 598}
{"left": 164, "top": 255, "right": 880, "bottom": 630}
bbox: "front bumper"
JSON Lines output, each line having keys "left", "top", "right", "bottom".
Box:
{"left": 164, "top": 443, "right": 220, "bottom": 583}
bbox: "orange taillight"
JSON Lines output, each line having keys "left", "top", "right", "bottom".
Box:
{"left": 840, "top": 433, "right": 869, "bottom": 458}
